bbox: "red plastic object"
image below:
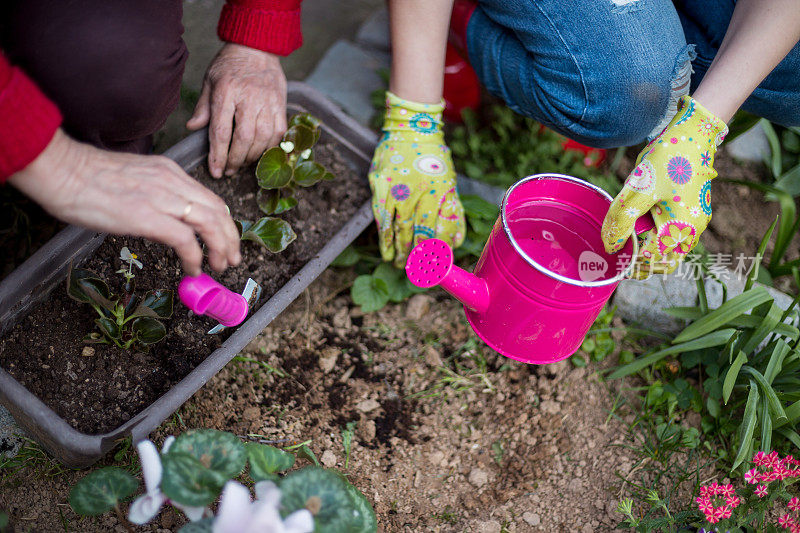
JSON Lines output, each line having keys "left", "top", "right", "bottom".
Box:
{"left": 449, "top": 0, "right": 477, "bottom": 57}
{"left": 562, "top": 138, "right": 607, "bottom": 168}
{"left": 442, "top": 43, "right": 481, "bottom": 123}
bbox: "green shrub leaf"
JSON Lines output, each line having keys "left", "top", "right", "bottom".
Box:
{"left": 132, "top": 290, "right": 174, "bottom": 320}
{"left": 283, "top": 124, "right": 315, "bottom": 153}
{"left": 257, "top": 189, "right": 297, "bottom": 215}
{"left": 344, "top": 481, "right": 378, "bottom": 533}
{"left": 95, "top": 318, "right": 121, "bottom": 340}
{"left": 331, "top": 246, "right": 361, "bottom": 267}
{"left": 256, "top": 147, "right": 293, "bottom": 189}
{"left": 294, "top": 161, "right": 330, "bottom": 187}
{"left": 67, "top": 268, "right": 115, "bottom": 311}
{"left": 68, "top": 467, "right": 138, "bottom": 516}
{"left": 247, "top": 443, "right": 295, "bottom": 482}
{"left": 238, "top": 218, "right": 297, "bottom": 254}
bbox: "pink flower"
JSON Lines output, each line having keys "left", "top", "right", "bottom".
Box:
{"left": 725, "top": 496, "right": 741, "bottom": 508}
{"left": 755, "top": 485, "right": 769, "bottom": 498}
{"left": 790, "top": 497, "right": 800, "bottom": 512}
{"left": 720, "top": 484, "right": 735, "bottom": 498}
{"left": 754, "top": 451, "right": 767, "bottom": 466}
{"left": 766, "top": 451, "right": 781, "bottom": 468}
{"left": 745, "top": 468, "right": 759, "bottom": 484}
{"left": 706, "top": 512, "right": 719, "bottom": 524}
{"left": 718, "top": 506, "right": 732, "bottom": 520}
{"left": 779, "top": 514, "right": 794, "bottom": 528}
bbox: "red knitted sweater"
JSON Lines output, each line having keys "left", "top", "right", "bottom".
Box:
{"left": 0, "top": 0, "right": 303, "bottom": 181}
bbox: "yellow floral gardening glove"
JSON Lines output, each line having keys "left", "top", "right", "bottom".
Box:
{"left": 602, "top": 95, "right": 728, "bottom": 278}
{"left": 369, "top": 91, "right": 466, "bottom": 267}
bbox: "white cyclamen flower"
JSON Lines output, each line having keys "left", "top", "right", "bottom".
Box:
{"left": 119, "top": 247, "right": 143, "bottom": 269}
{"left": 213, "top": 480, "right": 313, "bottom": 533}
{"left": 128, "top": 438, "right": 207, "bottom": 524}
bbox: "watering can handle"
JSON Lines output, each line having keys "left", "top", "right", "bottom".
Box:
{"left": 633, "top": 212, "right": 656, "bottom": 235}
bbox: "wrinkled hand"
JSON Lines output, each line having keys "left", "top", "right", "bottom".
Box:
{"left": 369, "top": 92, "right": 466, "bottom": 267}
{"left": 187, "top": 43, "right": 287, "bottom": 178}
{"left": 602, "top": 95, "right": 728, "bottom": 278}
{"left": 9, "top": 130, "right": 241, "bottom": 276}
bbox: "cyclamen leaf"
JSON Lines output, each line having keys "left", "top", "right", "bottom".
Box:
{"left": 344, "top": 481, "right": 378, "bottom": 533}
{"left": 161, "top": 452, "right": 227, "bottom": 507}
{"left": 256, "top": 147, "right": 293, "bottom": 189}
{"left": 131, "top": 317, "right": 167, "bottom": 345}
{"left": 68, "top": 467, "right": 138, "bottom": 516}
{"left": 247, "top": 443, "right": 295, "bottom": 481}
{"left": 288, "top": 113, "right": 322, "bottom": 144}
{"left": 238, "top": 218, "right": 297, "bottom": 254}
{"left": 372, "top": 263, "right": 413, "bottom": 303}
{"left": 95, "top": 318, "right": 121, "bottom": 340}
{"left": 283, "top": 124, "right": 316, "bottom": 153}
{"left": 279, "top": 467, "right": 353, "bottom": 530}
{"left": 168, "top": 429, "right": 247, "bottom": 479}
{"left": 257, "top": 188, "right": 298, "bottom": 215}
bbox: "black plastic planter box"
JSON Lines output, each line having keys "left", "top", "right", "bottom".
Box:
{"left": 0, "top": 83, "right": 379, "bottom": 467}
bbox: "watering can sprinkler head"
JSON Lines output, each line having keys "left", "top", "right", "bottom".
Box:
{"left": 406, "top": 238, "right": 490, "bottom": 314}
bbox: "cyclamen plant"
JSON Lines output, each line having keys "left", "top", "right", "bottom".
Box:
{"left": 696, "top": 451, "right": 800, "bottom": 531}
{"left": 68, "top": 429, "right": 377, "bottom": 533}
{"left": 67, "top": 247, "right": 173, "bottom": 350}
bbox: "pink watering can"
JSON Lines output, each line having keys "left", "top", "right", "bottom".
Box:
{"left": 178, "top": 273, "right": 262, "bottom": 332}
{"left": 406, "top": 174, "right": 653, "bottom": 364}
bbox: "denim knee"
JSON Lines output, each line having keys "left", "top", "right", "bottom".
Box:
{"left": 556, "top": 45, "right": 696, "bottom": 149}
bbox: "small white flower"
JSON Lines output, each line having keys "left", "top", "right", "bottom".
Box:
{"left": 624, "top": 207, "right": 639, "bottom": 218}
{"left": 300, "top": 149, "right": 312, "bottom": 160}
{"left": 119, "top": 247, "right": 143, "bottom": 269}
{"left": 280, "top": 141, "right": 295, "bottom": 153}
{"left": 213, "top": 480, "right": 313, "bottom": 533}
{"left": 128, "top": 438, "right": 207, "bottom": 525}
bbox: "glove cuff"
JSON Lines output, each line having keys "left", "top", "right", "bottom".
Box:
{"left": 381, "top": 91, "right": 445, "bottom": 135}
{"left": 676, "top": 95, "right": 729, "bottom": 147}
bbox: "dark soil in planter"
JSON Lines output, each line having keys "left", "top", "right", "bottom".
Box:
{"left": 0, "top": 187, "right": 65, "bottom": 281}
{"left": 0, "top": 142, "right": 369, "bottom": 434}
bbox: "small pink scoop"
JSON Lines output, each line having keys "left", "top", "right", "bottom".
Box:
{"left": 178, "top": 273, "right": 249, "bottom": 327}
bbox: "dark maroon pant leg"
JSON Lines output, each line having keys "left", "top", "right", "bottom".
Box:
{"left": 1, "top": 0, "right": 188, "bottom": 154}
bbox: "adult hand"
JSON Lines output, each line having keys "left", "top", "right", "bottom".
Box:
{"left": 602, "top": 96, "right": 728, "bottom": 278}
{"left": 8, "top": 129, "right": 241, "bottom": 276}
{"left": 187, "top": 43, "right": 287, "bottom": 178}
{"left": 369, "top": 91, "right": 466, "bottom": 267}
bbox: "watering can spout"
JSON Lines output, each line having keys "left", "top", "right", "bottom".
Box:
{"left": 405, "top": 239, "right": 490, "bottom": 314}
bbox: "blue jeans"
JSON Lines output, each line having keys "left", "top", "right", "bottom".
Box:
{"left": 466, "top": 0, "right": 800, "bottom": 148}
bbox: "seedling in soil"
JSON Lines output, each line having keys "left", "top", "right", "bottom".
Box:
{"left": 233, "top": 113, "right": 335, "bottom": 254}
{"left": 67, "top": 249, "right": 173, "bottom": 350}
{"left": 68, "top": 429, "right": 377, "bottom": 532}
{"left": 255, "top": 113, "right": 333, "bottom": 215}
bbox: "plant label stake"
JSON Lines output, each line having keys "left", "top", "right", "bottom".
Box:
{"left": 406, "top": 174, "right": 654, "bottom": 364}
{"left": 177, "top": 274, "right": 262, "bottom": 334}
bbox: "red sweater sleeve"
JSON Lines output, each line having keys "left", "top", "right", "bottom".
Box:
{"left": 218, "top": 0, "right": 303, "bottom": 56}
{"left": 0, "top": 53, "right": 62, "bottom": 183}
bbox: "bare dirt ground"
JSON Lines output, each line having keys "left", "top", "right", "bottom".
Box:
{"left": 1, "top": 267, "right": 685, "bottom": 533}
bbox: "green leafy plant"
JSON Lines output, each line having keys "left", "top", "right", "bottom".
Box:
{"left": 67, "top": 248, "right": 173, "bottom": 350}
{"left": 68, "top": 429, "right": 377, "bottom": 532}
{"left": 454, "top": 194, "right": 499, "bottom": 260}
{"left": 611, "top": 283, "right": 800, "bottom": 471}
{"left": 571, "top": 305, "right": 617, "bottom": 367}
{"left": 255, "top": 113, "right": 333, "bottom": 215}
{"left": 234, "top": 113, "right": 334, "bottom": 254}
{"left": 351, "top": 262, "right": 424, "bottom": 313}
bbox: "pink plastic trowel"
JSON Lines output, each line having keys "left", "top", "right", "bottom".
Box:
{"left": 178, "top": 273, "right": 262, "bottom": 334}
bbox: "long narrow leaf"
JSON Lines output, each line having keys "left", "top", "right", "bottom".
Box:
{"left": 777, "top": 427, "right": 800, "bottom": 452}
{"left": 723, "top": 351, "right": 747, "bottom": 404}
{"left": 696, "top": 276, "right": 709, "bottom": 315}
{"left": 761, "top": 396, "right": 772, "bottom": 453}
{"left": 775, "top": 163, "right": 800, "bottom": 197}
{"left": 761, "top": 119, "right": 783, "bottom": 178}
{"left": 732, "top": 381, "right": 759, "bottom": 470}
{"left": 764, "top": 340, "right": 791, "bottom": 384}
{"left": 609, "top": 329, "right": 736, "bottom": 379}
{"left": 740, "top": 303, "right": 782, "bottom": 355}
{"left": 673, "top": 289, "right": 772, "bottom": 343}
{"left": 742, "top": 366, "right": 788, "bottom": 424}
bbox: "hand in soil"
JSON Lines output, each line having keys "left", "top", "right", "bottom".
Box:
{"left": 8, "top": 129, "right": 241, "bottom": 275}
{"left": 188, "top": 43, "right": 288, "bottom": 178}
